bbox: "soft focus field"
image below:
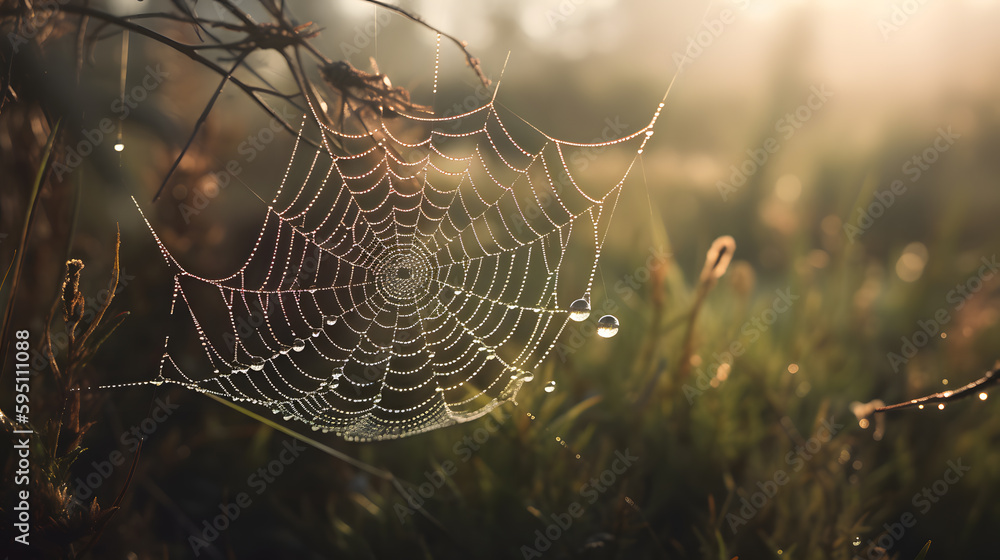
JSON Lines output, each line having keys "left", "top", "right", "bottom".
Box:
{"left": 3, "top": 1, "right": 1000, "bottom": 559}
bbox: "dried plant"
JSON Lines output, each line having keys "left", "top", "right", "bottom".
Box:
{"left": 1, "top": 229, "right": 130, "bottom": 558}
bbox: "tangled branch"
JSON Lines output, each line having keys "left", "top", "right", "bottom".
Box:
{"left": 0, "top": 0, "right": 490, "bottom": 200}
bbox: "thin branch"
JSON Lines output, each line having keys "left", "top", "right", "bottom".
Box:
{"left": 73, "top": 438, "right": 143, "bottom": 560}
{"left": 0, "top": 4, "right": 315, "bottom": 151}
{"left": 360, "top": 0, "right": 490, "bottom": 87}
{"left": 875, "top": 366, "right": 1000, "bottom": 412}
{"left": 74, "top": 12, "right": 88, "bottom": 87}
{"left": 101, "top": 10, "right": 298, "bottom": 103}
{"left": 152, "top": 53, "right": 247, "bottom": 201}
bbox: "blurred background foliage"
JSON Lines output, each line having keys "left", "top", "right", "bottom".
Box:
{"left": 3, "top": 0, "right": 1000, "bottom": 558}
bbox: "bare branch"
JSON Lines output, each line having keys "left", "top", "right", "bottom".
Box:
{"left": 152, "top": 53, "right": 247, "bottom": 202}
{"left": 875, "top": 366, "right": 1000, "bottom": 412}
{"left": 0, "top": 4, "right": 315, "bottom": 151}
{"left": 360, "top": 0, "right": 491, "bottom": 87}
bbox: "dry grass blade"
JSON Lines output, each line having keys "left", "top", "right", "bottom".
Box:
{"left": 678, "top": 235, "right": 737, "bottom": 381}
{"left": 0, "top": 118, "right": 59, "bottom": 384}
{"left": 201, "top": 392, "right": 466, "bottom": 542}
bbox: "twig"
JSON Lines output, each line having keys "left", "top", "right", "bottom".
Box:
{"left": 73, "top": 438, "right": 144, "bottom": 560}
{"left": 152, "top": 53, "right": 247, "bottom": 201}
{"left": 360, "top": 0, "right": 490, "bottom": 87}
{"left": 0, "top": 4, "right": 314, "bottom": 150}
{"left": 875, "top": 366, "right": 1000, "bottom": 412}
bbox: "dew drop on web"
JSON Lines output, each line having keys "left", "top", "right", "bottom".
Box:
{"left": 544, "top": 381, "right": 557, "bottom": 393}
{"left": 568, "top": 298, "right": 590, "bottom": 322}
{"left": 597, "top": 315, "right": 620, "bottom": 338}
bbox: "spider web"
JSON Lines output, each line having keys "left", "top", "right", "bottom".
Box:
{"left": 139, "top": 75, "right": 665, "bottom": 441}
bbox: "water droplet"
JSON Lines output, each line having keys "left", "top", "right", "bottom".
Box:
{"left": 311, "top": 328, "right": 323, "bottom": 338}
{"left": 292, "top": 338, "right": 307, "bottom": 352}
{"left": 980, "top": 392, "right": 988, "bottom": 401}
{"left": 151, "top": 379, "right": 163, "bottom": 386}
{"left": 544, "top": 381, "right": 557, "bottom": 393}
{"left": 597, "top": 315, "right": 620, "bottom": 338}
{"left": 325, "top": 316, "right": 338, "bottom": 326}
{"left": 280, "top": 345, "right": 291, "bottom": 354}
{"left": 454, "top": 289, "right": 463, "bottom": 295}
{"left": 568, "top": 298, "right": 590, "bottom": 322}
{"left": 114, "top": 142, "right": 125, "bottom": 152}
{"left": 645, "top": 130, "right": 654, "bottom": 137}
{"left": 282, "top": 414, "right": 294, "bottom": 421}
{"left": 937, "top": 403, "right": 945, "bottom": 410}
{"left": 250, "top": 357, "right": 265, "bottom": 371}
{"left": 852, "top": 536, "right": 862, "bottom": 547}
{"left": 311, "top": 425, "right": 320, "bottom": 431}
